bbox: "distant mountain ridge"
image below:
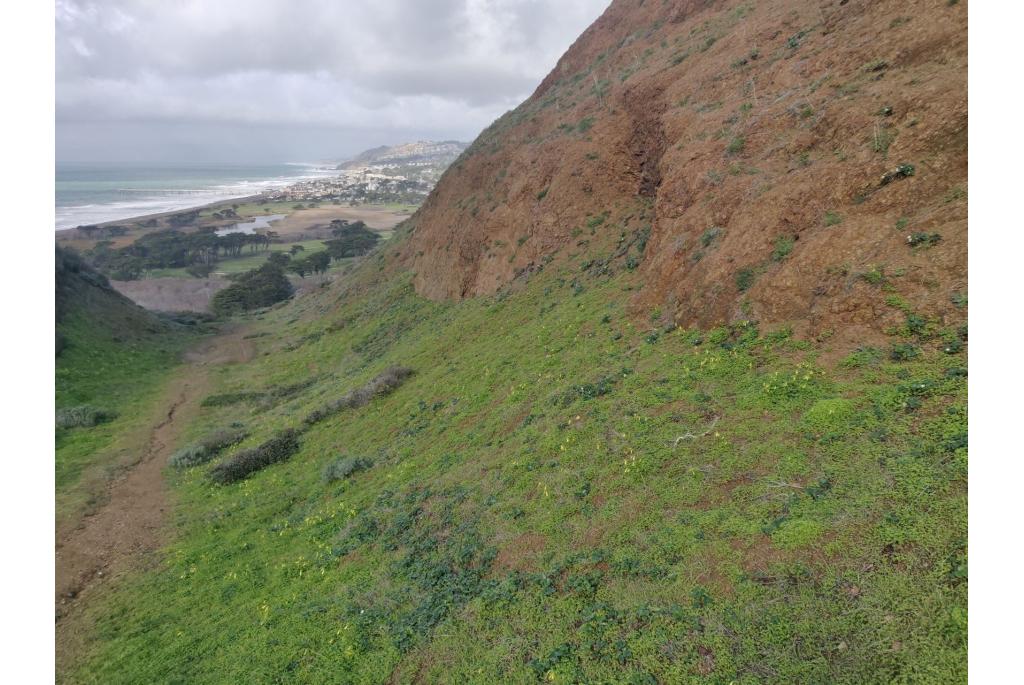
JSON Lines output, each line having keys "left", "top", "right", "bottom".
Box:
{"left": 336, "top": 140, "right": 467, "bottom": 171}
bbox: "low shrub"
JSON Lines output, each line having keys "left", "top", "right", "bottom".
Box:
{"left": 168, "top": 444, "right": 209, "bottom": 469}
{"left": 200, "top": 427, "right": 248, "bottom": 452}
{"left": 322, "top": 457, "right": 374, "bottom": 483}
{"left": 304, "top": 366, "right": 414, "bottom": 426}
{"left": 880, "top": 163, "right": 915, "bottom": 185}
{"left": 202, "top": 376, "right": 321, "bottom": 410}
{"left": 209, "top": 429, "right": 300, "bottom": 485}
{"left": 771, "top": 235, "right": 795, "bottom": 262}
{"left": 55, "top": 405, "right": 118, "bottom": 429}
{"left": 186, "top": 263, "right": 214, "bottom": 278}
{"left": 554, "top": 375, "right": 616, "bottom": 406}
{"left": 906, "top": 232, "right": 941, "bottom": 248}
{"left": 735, "top": 268, "right": 756, "bottom": 292}
{"left": 169, "top": 427, "right": 248, "bottom": 469}
{"left": 890, "top": 343, "right": 920, "bottom": 361}
{"left": 270, "top": 377, "right": 321, "bottom": 399}
{"left": 701, "top": 226, "right": 723, "bottom": 248}
{"left": 160, "top": 311, "right": 217, "bottom": 328}
{"left": 726, "top": 136, "right": 746, "bottom": 155}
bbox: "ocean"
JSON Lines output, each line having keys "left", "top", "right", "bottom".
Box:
{"left": 54, "top": 162, "right": 337, "bottom": 231}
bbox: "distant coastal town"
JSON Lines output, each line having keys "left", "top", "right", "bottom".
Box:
{"left": 263, "top": 140, "right": 467, "bottom": 206}
{"left": 55, "top": 140, "right": 470, "bottom": 313}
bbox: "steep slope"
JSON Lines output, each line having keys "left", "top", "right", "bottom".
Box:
{"left": 404, "top": 0, "right": 966, "bottom": 347}
{"left": 60, "top": 2, "right": 967, "bottom": 682}
{"left": 56, "top": 245, "right": 166, "bottom": 348}
{"left": 56, "top": 246, "right": 199, "bottom": 502}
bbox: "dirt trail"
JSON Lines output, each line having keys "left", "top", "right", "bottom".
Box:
{"left": 55, "top": 326, "right": 255, "bottom": 646}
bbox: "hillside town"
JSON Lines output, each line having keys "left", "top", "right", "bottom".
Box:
{"left": 263, "top": 140, "right": 467, "bottom": 205}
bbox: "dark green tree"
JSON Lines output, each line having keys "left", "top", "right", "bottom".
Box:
{"left": 308, "top": 251, "right": 331, "bottom": 275}
{"left": 324, "top": 222, "right": 380, "bottom": 260}
{"left": 267, "top": 252, "right": 291, "bottom": 267}
{"left": 211, "top": 262, "right": 293, "bottom": 316}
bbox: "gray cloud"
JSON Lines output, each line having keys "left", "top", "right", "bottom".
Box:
{"left": 56, "top": 0, "right": 609, "bottom": 162}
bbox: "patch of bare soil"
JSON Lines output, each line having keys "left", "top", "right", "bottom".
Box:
{"left": 55, "top": 327, "right": 255, "bottom": 674}
{"left": 492, "top": 532, "right": 547, "bottom": 574}
{"left": 111, "top": 276, "right": 229, "bottom": 313}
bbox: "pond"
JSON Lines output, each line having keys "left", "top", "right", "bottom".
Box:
{"left": 216, "top": 214, "right": 286, "bottom": 236}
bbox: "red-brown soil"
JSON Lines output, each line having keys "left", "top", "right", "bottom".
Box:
{"left": 403, "top": 0, "right": 967, "bottom": 343}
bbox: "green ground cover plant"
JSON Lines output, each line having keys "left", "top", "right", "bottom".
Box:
{"left": 68, "top": 234, "right": 966, "bottom": 683}
{"left": 322, "top": 457, "right": 375, "bottom": 484}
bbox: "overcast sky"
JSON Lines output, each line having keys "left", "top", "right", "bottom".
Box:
{"left": 56, "top": 0, "right": 609, "bottom": 164}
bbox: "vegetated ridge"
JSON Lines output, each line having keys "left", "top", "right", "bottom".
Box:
{"left": 403, "top": 0, "right": 966, "bottom": 349}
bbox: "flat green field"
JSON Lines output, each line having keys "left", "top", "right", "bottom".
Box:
{"left": 66, "top": 232, "right": 967, "bottom": 683}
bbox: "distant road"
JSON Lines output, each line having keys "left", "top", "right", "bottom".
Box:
{"left": 114, "top": 189, "right": 207, "bottom": 195}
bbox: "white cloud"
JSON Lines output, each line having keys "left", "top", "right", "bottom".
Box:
{"left": 56, "top": 0, "right": 609, "bottom": 160}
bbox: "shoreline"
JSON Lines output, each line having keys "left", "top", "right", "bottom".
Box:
{"left": 55, "top": 193, "right": 416, "bottom": 251}
{"left": 54, "top": 193, "right": 264, "bottom": 233}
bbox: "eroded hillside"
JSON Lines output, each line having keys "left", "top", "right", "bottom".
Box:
{"left": 404, "top": 0, "right": 966, "bottom": 347}
{"left": 58, "top": 1, "right": 968, "bottom": 682}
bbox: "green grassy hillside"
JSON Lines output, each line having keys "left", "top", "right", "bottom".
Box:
{"left": 67, "top": 230, "right": 966, "bottom": 682}
{"left": 56, "top": 247, "right": 200, "bottom": 517}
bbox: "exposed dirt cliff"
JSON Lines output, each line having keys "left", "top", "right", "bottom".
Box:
{"left": 403, "top": 0, "right": 967, "bottom": 344}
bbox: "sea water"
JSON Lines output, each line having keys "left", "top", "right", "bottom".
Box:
{"left": 54, "top": 162, "right": 335, "bottom": 231}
